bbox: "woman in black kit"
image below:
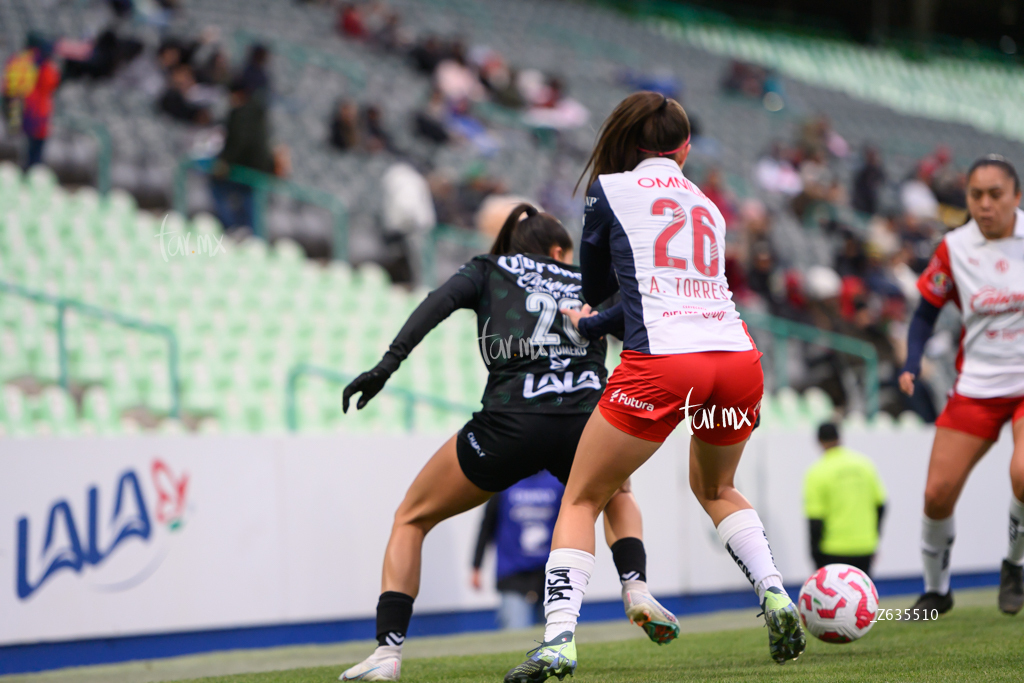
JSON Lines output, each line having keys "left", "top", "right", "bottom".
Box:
{"left": 338, "top": 204, "right": 679, "bottom": 682}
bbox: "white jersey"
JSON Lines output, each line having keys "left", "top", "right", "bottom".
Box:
{"left": 917, "top": 208, "right": 1024, "bottom": 398}
{"left": 582, "top": 158, "right": 753, "bottom": 355}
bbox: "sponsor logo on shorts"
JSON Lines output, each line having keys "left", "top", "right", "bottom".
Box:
{"left": 466, "top": 431, "right": 487, "bottom": 458}
{"left": 609, "top": 388, "right": 655, "bottom": 412}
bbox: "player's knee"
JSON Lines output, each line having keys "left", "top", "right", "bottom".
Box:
{"left": 923, "top": 480, "right": 957, "bottom": 518}
{"left": 393, "top": 503, "right": 436, "bottom": 534}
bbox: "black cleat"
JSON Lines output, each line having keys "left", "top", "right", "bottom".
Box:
{"left": 907, "top": 591, "right": 953, "bottom": 620}
{"left": 998, "top": 559, "right": 1024, "bottom": 615}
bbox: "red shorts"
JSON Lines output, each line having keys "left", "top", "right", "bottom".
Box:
{"left": 935, "top": 391, "right": 1024, "bottom": 441}
{"left": 599, "top": 349, "right": 764, "bottom": 445}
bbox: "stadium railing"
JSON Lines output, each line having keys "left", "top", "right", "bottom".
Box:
{"left": 173, "top": 157, "right": 350, "bottom": 260}
{"left": 54, "top": 115, "right": 113, "bottom": 195}
{"left": 0, "top": 279, "right": 183, "bottom": 418}
{"left": 740, "top": 308, "right": 880, "bottom": 416}
{"left": 285, "top": 362, "right": 478, "bottom": 433}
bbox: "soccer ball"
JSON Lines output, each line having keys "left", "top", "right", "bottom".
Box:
{"left": 797, "top": 564, "right": 879, "bottom": 643}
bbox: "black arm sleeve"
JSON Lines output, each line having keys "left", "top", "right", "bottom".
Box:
{"left": 580, "top": 240, "right": 619, "bottom": 307}
{"left": 472, "top": 496, "right": 499, "bottom": 569}
{"left": 809, "top": 519, "right": 824, "bottom": 565}
{"left": 377, "top": 267, "right": 483, "bottom": 375}
{"left": 902, "top": 299, "right": 942, "bottom": 377}
{"left": 877, "top": 504, "right": 886, "bottom": 535}
{"left": 577, "top": 301, "right": 625, "bottom": 341}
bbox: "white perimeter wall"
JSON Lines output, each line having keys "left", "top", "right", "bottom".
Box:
{"left": 0, "top": 424, "right": 1015, "bottom": 646}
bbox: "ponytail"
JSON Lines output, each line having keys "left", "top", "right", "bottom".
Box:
{"left": 576, "top": 91, "right": 691, "bottom": 195}
{"left": 489, "top": 203, "right": 573, "bottom": 257}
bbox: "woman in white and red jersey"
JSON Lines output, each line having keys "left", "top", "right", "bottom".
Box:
{"left": 899, "top": 155, "right": 1024, "bottom": 618}
{"left": 503, "top": 92, "right": 804, "bottom": 683}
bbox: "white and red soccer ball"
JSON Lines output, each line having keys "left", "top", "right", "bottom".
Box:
{"left": 797, "top": 563, "right": 879, "bottom": 643}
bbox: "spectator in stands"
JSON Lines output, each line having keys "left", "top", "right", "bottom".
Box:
{"left": 435, "top": 44, "right": 484, "bottom": 104}
{"left": 475, "top": 48, "right": 523, "bottom": 109}
{"left": 852, "top": 145, "right": 886, "bottom": 215}
{"left": 62, "top": 28, "right": 128, "bottom": 81}
{"left": 379, "top": 161, "right": 436, "bottom": 284}
{"left": 471, "top": 472, "right": 564, "bottom": 629}
{"left": 793, "top": 149, "right": 843, "bottom": 221}
{"left": 158, "top": 64, "right": 209, "bottom": 124}
{"left": 338, "top": 3, "right": 368, "bottom": 40}
{"left": 409, "top": 35, "right": 448, "bottom": 75}
{"left": 755, "top": 142, "right": 802, "bottom": 196}
{"left": 918, "top": 146, "right": 966, "bottom": 208}
{"left": 721, "top": 59, "right": 768, "bottom": 99}
{"left": 2, "top": 33, "right": 45, "bottom": 134}
{"left": 701, "top": 168, "right": 737, "bottom": 228}
{"left": 21, "top": 38, "right": 59, "bottom": 169}
{"left": 413, "top": 88, "right": 450, "bottom": 144}
{"left": 799, "top": 115, "right": 848, "bottom": 160}
{"left": 330, "top": 99, "right": 360, "bottom": 151}
{"left": 900, "top": 168, "right": 940, "bottom": 220}
{"left": 241, "top": 44, "right": 271, "bottom": 96}
{"left": 363, "top": 104, "right": 396, "bottom": 154}
{"left": 211, "top": 76, "right": 274, "bottom": 232}
{"left": 804, "top": 422, "right": 887, "bottom": 576}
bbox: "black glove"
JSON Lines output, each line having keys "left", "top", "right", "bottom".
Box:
{"left": 342, "top": 365, "right": 391, "bottom": 412}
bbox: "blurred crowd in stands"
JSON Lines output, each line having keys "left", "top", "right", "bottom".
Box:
{"left": 0, "top": 0, "right": 990, "bottom": 422}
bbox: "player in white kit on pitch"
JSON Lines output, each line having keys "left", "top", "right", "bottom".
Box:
{"left": 899, "top": 155, "right": 1024, "bottom": 617}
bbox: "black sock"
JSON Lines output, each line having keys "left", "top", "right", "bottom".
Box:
{"left": 376, "top": 591, "right": 414, "bottom": 647}
{"left": 611, "top": 537, "right": 647, "bottom": 584}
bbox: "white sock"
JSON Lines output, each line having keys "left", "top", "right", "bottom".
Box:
{"left": 1007, "top": 497, "right": 1024, "bottom": 566}
{"left": 542, "top": 548, "right": 595, "bottom": 641}
{"left": 716, "top": 509, "right": 784, "bottom": 601}
{"left": 922, "top": 514, "right": 955, "bottom": 595}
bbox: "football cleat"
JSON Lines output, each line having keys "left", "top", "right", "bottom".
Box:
{"left": 907, "top": 591, "right": 954, "bottom": 619}
{"left": 622, "top": 581, "right": 680, "bottom": 644}
{"left": 998, "top": 560, "right": 1023, "bottom": 615}
{"left": 339, "top": 645, "right": 402, "bottom": 681}
{"left": 503, "top": 631, "right": 577, "bottom": 683}
{"left": 760, "top": 586, "right": 806, "bottom": 664}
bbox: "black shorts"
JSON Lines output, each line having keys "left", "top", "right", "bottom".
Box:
{"left": 456, "top": 411, "right": 591, "bottom": 492}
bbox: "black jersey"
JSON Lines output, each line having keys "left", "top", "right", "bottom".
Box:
{"left": 458, "top": 254, "right": 608, "bottom": 413}
{"left": 378, "top": 253, "right": 616, "bottom": 415}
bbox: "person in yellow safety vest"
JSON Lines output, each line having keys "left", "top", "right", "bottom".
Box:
{"left": 804, "top": 422, "right": 887, "bottom": 576}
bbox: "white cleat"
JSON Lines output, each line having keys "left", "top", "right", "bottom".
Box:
{"left": 622, "top": 580, "right": 680, "bottom": 645}
{"left": 339, "top": 645, "right": 402, "bottom": 681}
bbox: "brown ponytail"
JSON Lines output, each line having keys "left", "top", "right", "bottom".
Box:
{"left": 575, "top": 91, "right": 691, "bottom": 195}
{"left": 489, "top": 203, "right": 573, "bottom": 257}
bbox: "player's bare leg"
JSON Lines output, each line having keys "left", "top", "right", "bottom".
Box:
{"left": 382, "top": 435, "right": 492, "bottom": 597}
{"left": 911, "top": 427, "right": 994, "bottom": 620}
{"left": 341, "top": 436, "right": 491, "bottom": 681}
{"left": 505, "top": 411, "right": 660, "bottom": 683}
{"left": 689, "top": 436, "right": 804, "bottom": 663}
{"left": 1000, "top": 417, "right": 1024, "bottom": 615}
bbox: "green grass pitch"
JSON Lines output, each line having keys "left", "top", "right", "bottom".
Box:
{"left": 174, "top": 605, "right": 1022, "bottom": 683}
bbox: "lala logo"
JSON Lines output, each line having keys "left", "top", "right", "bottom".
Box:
{"left": 16, "top": 459, "right": 190, "bottom": 600}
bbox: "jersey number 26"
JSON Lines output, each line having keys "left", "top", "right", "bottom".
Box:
{"left": 651, "top": 199, "right": 719, "bottom": 277}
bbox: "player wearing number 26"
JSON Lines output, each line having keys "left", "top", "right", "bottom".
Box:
{"left": 504, "top": 92, "right": 802, "bottom": 683}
